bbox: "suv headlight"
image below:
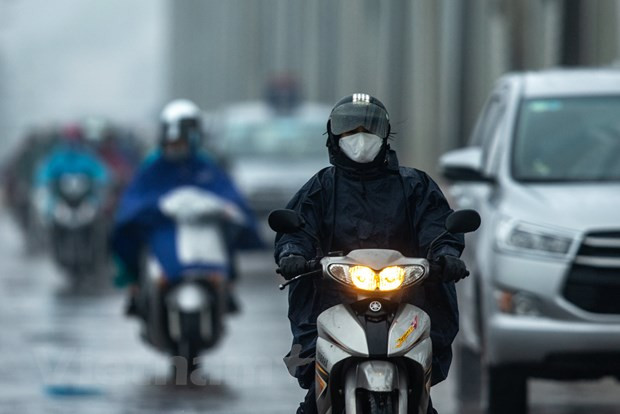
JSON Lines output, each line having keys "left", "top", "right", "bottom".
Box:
{"left": 328, "top": 264, "right": 425, "bottom": 292}
{"left": 496, "top": 217, "right": 576, "bottom": 258}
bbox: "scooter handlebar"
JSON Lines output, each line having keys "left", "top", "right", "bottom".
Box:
{"left": 277, "top": 259, "right": 322, "bottom": 290}
{"left": 427, "top": 259, "right": 469, "bottom": 283}
{"left": 429, "top": 262, "right": 443, "bottom": 277}
{"left": 275, "top": 259, "right": 320, "bottom": 277}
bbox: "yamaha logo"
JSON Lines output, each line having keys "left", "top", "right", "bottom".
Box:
{"left": 369, "top": 301, "right": 382, "bottom": 312}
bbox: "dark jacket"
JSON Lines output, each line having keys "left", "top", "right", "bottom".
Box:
{"left": 274, "top": 149, "right": 464, "bottom": 386}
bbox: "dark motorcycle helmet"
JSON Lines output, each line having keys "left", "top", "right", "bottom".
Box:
{"left": 326, "top": 93, "right": 391, "bottom": 167}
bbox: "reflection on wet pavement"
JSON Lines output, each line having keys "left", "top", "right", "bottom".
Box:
{"left": 0, "top": 213, "right": 619, "bottom": 413}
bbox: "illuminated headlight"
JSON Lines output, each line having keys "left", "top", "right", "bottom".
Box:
{"left": 53, "top": 203, "right": 97, "bottom": 227}
{"left": 496, "top": 217, "right": 575, "bottom": 257}
{"left": 59, "top": 174, "right": 90, "bottom": 198}
{"left": 328, "top": 264, "right": 425, "bottom": 292}
{"left": 53, "top": 203, "right": 73, "bottom": 225}
{"left": 76, "top": 203, "right": 96, "bottom": 224}
{"left": 172, "top": 284, "right": 205, "bottom": 312}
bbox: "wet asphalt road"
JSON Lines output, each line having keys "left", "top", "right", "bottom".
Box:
{"left": 0, "top": 212, "right": 619, "bottom": 413}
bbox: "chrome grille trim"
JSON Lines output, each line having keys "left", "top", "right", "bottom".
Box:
{"left": 574, "top": 256, "right": 620, "bottom": 268}
{"left": 583, "top": 237, "right": 620, "bottom": 249}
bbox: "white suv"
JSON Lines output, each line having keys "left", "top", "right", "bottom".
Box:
{"left": 439, "top": 68, "right": 620, "bottom": 413}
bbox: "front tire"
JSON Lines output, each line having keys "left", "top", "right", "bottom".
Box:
{"left": 485, "top": 365, "right": 527, "bottom": 414}
{"left": 175, "top": 340, "right": 199, "bottom": 385}
{"left": 357, "top": 391, "right": 397, "bottom": 414}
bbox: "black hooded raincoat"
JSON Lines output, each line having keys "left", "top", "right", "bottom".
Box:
{"left": 274, "top": 149, "right": 464, "bottom": 388}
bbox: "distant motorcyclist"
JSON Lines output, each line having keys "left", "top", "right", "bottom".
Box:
{"left": 274, "top": 93, "right": 468, "bottom": 414}
{"left": 33, "top": 124, "right": 109, "bottom": 226}
{"left": 110, "top": 99, "right": 262, "bottom": 315}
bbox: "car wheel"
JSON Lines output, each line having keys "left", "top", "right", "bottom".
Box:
{"left": 485, "top": 364, "right": 527, "bottom": 414}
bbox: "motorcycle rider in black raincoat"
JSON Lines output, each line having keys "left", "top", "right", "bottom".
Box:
{"left": 274, "top": 93, "right": 469, "bottom": 414}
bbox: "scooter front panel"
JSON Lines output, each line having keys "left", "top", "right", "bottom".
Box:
{"left": 317, "top": 304, "right": 369, "bottom": 357}
{"left": 176, "top": 223, "right": 228, "bottom": 265}
{"left": 316, "top": 336, "right": 352, "bottom": 411}
{"left": 316, "top": 337, "right": 354, "bottom": 373}
{"left": 404, "top": 337, "right": 432, "bottom": 413}
{"left": 387, "top": 304, "right": 431, "bottom": 357}
{"left": 403, "top": 336, "right": 432, "bottom": 374}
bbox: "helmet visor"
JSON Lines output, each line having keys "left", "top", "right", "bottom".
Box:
{"left": 162, "top": 118, "right": 200, "bottom": 143}
{"left": 330, "top": 102, "right": 389, "bottom": 138}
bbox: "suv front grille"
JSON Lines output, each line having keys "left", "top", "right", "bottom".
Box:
{"left": 563, "top": 231, "right": 620, "bottom": 314}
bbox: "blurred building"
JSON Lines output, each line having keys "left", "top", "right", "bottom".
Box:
{"left": 1, "top": 1, "right": 619, "bottom": 174}
{"left": 167, "top": 0, "right": 620, "bottom": 173}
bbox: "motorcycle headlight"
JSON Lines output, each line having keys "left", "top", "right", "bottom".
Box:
{"left": 58, "top": 174, "right": 91, "bottom": 200}
{"left": 77, "top": 203, "right": 96, "bottom": 223}
{"left": 171, "top": 283, "right": 205, "bottom": 312}
{"left": 350, "top": 266, "right": 378, "bottom": 291}
{"left": 53, "top": 203, "right": 73, "bottom": 225}
{"left": 496, "top": 217, "right": 576, "bottom": 258}
{"left": 378, "top": 266, "right": 406, "bottom": 291}
{"left": 328, "top": 264, "right": 425, "bottom": 292}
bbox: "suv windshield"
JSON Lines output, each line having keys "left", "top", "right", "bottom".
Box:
{"left": 513, "top": 96, "right": 620, "bottom": 182}
{"left": 221, "top": 118, "right": 326, "bottom": 158}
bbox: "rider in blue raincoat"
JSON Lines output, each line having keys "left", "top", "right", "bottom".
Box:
{"left": 110, "top": 100, "right": 262, "bottom": 314}
{"left": 34, "top": 124, "right": 109, "bottom": 222}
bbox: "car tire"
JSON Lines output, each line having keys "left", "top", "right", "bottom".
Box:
{"left": 485, "top": 365, "right": 527, "bottom": 414}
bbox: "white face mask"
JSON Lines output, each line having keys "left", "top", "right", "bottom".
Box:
{"left": 338, "top": 132, "right": 383, "bottom": 163}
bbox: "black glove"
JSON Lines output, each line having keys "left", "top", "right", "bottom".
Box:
{"left": 279, "top": 255, "right": 308, "bottom": 280}
{"left": 436, "top": 255, "right": 469, "bottom": 283}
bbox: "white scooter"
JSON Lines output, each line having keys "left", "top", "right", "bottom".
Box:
{"left": 138, "top": 186, "right": 246, "bottom": 382}
{"left": 48, "top": 172, "right": 106, "bottom": 280}
{"left": 269, "top": 209, "right": 480, "bottom": 413}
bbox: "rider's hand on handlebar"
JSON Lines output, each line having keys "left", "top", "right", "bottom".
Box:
{"left": 278, "top": 255, "right": 309, "bottom": 280}
{"left": 435, "top": 255, "right": 469, "bottom": 283}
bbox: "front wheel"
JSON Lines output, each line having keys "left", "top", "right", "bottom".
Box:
{"left": 484, "top": 365, "right": 527, "bottom": 414}
{"left": 174, "top": 341, "right": 200, "bottom": 385}
{"left": 357, "top": 390, "right": 397, "bottom": 414}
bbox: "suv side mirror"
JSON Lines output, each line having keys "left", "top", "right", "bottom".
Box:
{"left": 439, "top": 147, "right": 495, "bottom": 184}
{"left": 268, "top": 209, "right": 305, "bottom": 234}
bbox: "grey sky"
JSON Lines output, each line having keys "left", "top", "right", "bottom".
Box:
{"left": 0, "top": 0, "right": 167, "bottom": 148}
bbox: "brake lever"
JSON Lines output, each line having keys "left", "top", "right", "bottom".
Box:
{"left": 278, "top": 269, "right": 322, "bottom": 290}
{"left": 277, "top": 259, "right": 322, "bottom": 290}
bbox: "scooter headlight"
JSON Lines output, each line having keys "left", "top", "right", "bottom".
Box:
{"left": 378, "top": 266, "right": 406, "bottom": 291}
{"left": 328, "top": 264, "right": 424, "bottom": 292}
{"left": 350, "top": 266, "right": 377, "bottom": 291}
{"left": 171, "top": 283, "right": 205, "bottom": 312}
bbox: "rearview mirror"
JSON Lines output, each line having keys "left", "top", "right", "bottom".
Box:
{"left": 268, "top": 209, "right": 305, "bottom": 234}
{"left": 445, "top": 209, "right": 481, "bottom": 234}
{"left": 439, "top": 147, "right": 495, "bottom": 184}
